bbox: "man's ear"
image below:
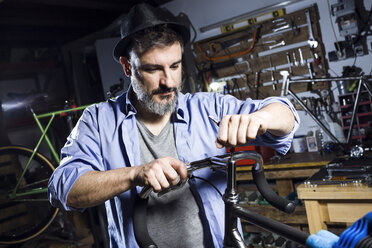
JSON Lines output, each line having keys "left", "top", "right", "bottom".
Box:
{"left": 119, "top": 56, "right": 131, "bottom": 77}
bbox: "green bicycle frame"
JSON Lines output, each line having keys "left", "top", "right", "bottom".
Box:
{"left": 10, "top": 104, "right": 93, "bottom": 199}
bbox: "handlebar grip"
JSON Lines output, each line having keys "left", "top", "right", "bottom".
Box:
{"left": 252, "top": 167, "right": 295, "bottom": 213}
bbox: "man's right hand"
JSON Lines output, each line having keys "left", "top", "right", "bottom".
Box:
{"left": 133, "top": 157, "right": 188, "bottom": 192}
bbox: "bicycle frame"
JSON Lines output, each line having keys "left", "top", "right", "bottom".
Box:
{"left": 223, "top": 151, "right": 309, "bottom": 247}
{"left": 9, "top": 104, "right": 92, "bottom": 199}
{"left": 138, "top": 150, "right": 309, "bottom": 247}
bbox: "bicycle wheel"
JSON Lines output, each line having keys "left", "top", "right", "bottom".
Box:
{"left": 0, "top": 146, "right": 59, "bottom": 245}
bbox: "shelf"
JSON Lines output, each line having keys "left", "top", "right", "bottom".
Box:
{"left": 339, "top": 91, "right": 371, "bottom": 142}
{"left": 341, "top": 111, "right": 372, "bottom": 119}
{"left": 339, "top": 100, "right": 372, "bottom": 109}
{"left": 342, "top": 122, "right": 371, "bottom": 130}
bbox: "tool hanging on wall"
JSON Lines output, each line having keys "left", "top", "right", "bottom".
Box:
{"left": 220, "top": 9, "right": 285, "bottom": 33}
{"left": 195, "top": 27, "right": 260, "bottom": 62}
{"left": 286, "top": 52, "right": 293, "bottom": 74}
{"left": 193, "top": 4, "right": 329, "bottom": 99}
{"left": 305, "top": 9, "right": 318, "bottom": 49}
{"left": 268, "top": 56, "right": 277, "bottom": 90}
{"left": 255, "top": 71, "right": 260, "bottom": 99}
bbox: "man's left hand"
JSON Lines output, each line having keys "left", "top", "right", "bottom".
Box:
{"left": 216, "top": 114, "right": 267, "bottom": 149}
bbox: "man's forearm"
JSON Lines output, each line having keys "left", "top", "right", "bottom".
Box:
{"left": 67, "top": 167, "right": 137, "bottom": 208}
{"left": 252, "top": 102, "right": 295, "bottom": 137}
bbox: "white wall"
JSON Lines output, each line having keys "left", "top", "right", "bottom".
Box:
{"left": 163, "top": 0, "right": 372, "bottom": 142}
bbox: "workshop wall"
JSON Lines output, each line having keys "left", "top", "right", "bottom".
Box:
{"left": 163, "top": 0, "right": 372, "bottom": 142}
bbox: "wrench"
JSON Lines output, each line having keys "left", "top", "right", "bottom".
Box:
{"left": 286, "top": 52, "right": 293, "bottom": 74}
{"left": 280, "top": 70, "right": 289, "bottom": 96}
{"left": 269, "top": 40, "right": 285, "bottom": 49}
{"left": 305, "top": 10, "right": 318, "bottom": 48}
{"left": 298, "top": 48, "right": 305, "bottom": 66}
{"left": 262, "top": 40, "right": 277, "bottom": 44}
{"left": 272, "top": 24, "right": 290, "bottom": 32}
{"left": 268, "top": 56, "right": 277, "bottom": 91}
{"left": 292, "top": 50, "right": 299, "bottom": 67}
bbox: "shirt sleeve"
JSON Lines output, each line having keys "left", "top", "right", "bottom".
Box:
{"left": 217, "top": 94, "right": 300, "bottom": 155}
{"left": 48, "top": 104, "right": 103, "bottom": 211}
{"left": 254, "top": 97, "right": 300, "bottom": 155}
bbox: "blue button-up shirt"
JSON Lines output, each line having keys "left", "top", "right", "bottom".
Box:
{"left": 48, "top": 91, "right": 299, "bottom": 248}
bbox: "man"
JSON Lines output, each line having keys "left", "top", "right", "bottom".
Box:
{"left": 48, "top": 3, "right": 299, "bottom": 248}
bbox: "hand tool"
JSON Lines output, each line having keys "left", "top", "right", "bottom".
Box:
{"left": 298, "top": 48, "right": 305, "bottom": 66}
{"left": 262, "top": 40, "right": 277, "bottom": 44}
{"left": 208, "top": 116, "right": 236, "bottom": 154}
{"left": 280, "top": 70, "right": 289, "bottom": 96}
{"left": 286, "top": 52, "right": 293, "bottom": 74}
{"left": 255, "top": 71, "right": 260, "bottom": 99}
{"left": 272, "top": 24, "right": 290, "bottom": 32}
{"left": 268, "top": 56, "right": 277, "bottom": 90}
{"left": 268, "top": 40, "right": 285, "bottom": 49}
{"left": 305, "top": 10, "right": 318, "bottom": 48}
{"left": 292, "top": 50, "right": 299, "bottom": 67}
{"left": 208, "top": 115, "right": 220, "bottom": 126}
{"left": 272, "top": 18, "right": 285, "bottom": 23}
{"left": 195, "top": 27, "right": 260, "bottom": 62}
{"left": 273, "top": 21, "right": 288, "bottom": 27}
{"left": 254, "top": 71, "right": 260, "bottom": 89}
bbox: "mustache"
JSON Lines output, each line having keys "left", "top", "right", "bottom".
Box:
{"left": 151, "top": 86, "right": 178, "bottom": 95}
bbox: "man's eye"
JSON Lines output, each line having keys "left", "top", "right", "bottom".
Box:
{"left": 171, "top": 64, "right": 180, "bottom": 70}
{"left": 143, "top": 68, "right": 158, "bottom": 73}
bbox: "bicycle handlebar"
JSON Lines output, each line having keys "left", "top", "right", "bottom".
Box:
{"left": 139, "top": 151, "right": 295, "bottom": 214}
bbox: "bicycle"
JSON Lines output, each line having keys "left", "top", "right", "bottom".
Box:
{"left": 0, "top": 81, "right": 126, "bottom": 245}
{"left": 133, "top": 150, "right": 307, "bottom": 247}
{"left": 0, "top": 103, "right": 91, "bottom": 245}
{"left": 136, "top": 150, "right": 369, "bottom": 248}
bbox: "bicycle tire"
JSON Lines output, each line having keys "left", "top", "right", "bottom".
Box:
{"left": 0, "top": 146, "right": 59, "bottom": 245}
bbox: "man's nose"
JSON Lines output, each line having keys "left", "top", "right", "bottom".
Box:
{"left": 160, "top": 68, "right": 173, "bottom": 86}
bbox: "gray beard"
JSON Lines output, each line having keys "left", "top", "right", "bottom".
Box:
{"left": 131, "top": 77, "right": 179, "bottom": 116}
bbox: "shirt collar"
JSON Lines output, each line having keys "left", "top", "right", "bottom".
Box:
{"left": 121, "top": 86, "right": 136, "bottom": 116}
{"left": 174, "top": 92, "right": 188, "bottom": 124}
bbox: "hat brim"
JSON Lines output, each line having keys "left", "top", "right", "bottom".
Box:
{"left": 113, "top": 22, "right": 190, "bottom": 63}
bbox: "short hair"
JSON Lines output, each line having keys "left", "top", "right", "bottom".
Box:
{"left": 126, "top": 24, "right": 184, "bottom": 58}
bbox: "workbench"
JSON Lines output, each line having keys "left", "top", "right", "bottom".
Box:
{"left": 297, "top": 182, "right": 372, "bottom": 234}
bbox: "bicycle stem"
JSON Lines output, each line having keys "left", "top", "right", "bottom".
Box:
{"left": 223, "top": 147, "right": 246, "bottom": 248}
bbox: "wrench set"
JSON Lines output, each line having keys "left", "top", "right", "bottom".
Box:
{"left": 193, "top": 5, "right": 329, "bottom": 99}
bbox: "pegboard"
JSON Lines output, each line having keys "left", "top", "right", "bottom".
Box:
{"left": 193, "top": 4, "right": 330, "bottom": 99}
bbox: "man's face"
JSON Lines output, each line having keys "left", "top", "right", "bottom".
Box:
{"left": 130, "top": 42, "right": 182, "bottom": 115}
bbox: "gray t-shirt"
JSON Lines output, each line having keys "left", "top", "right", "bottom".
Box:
{"left": 136, "top": 119, "right": 204, "bottom": 248}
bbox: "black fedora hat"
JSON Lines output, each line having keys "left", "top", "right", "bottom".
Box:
{"left": 113, "top": 3, "right": 190, "bottom": 62}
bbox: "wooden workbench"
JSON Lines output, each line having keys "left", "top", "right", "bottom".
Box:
{"left": 297, "top": 183, "right": 372, "bottom": 234}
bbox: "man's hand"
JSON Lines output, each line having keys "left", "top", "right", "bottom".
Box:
{"left": 133, "top": 157, "right": 188, "bottom": 192}
{"left": 216, "top": 114, "right": 267, "bottom": 149}
{"left": 216, "top": 103, "right": 295, "bottom": 149}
